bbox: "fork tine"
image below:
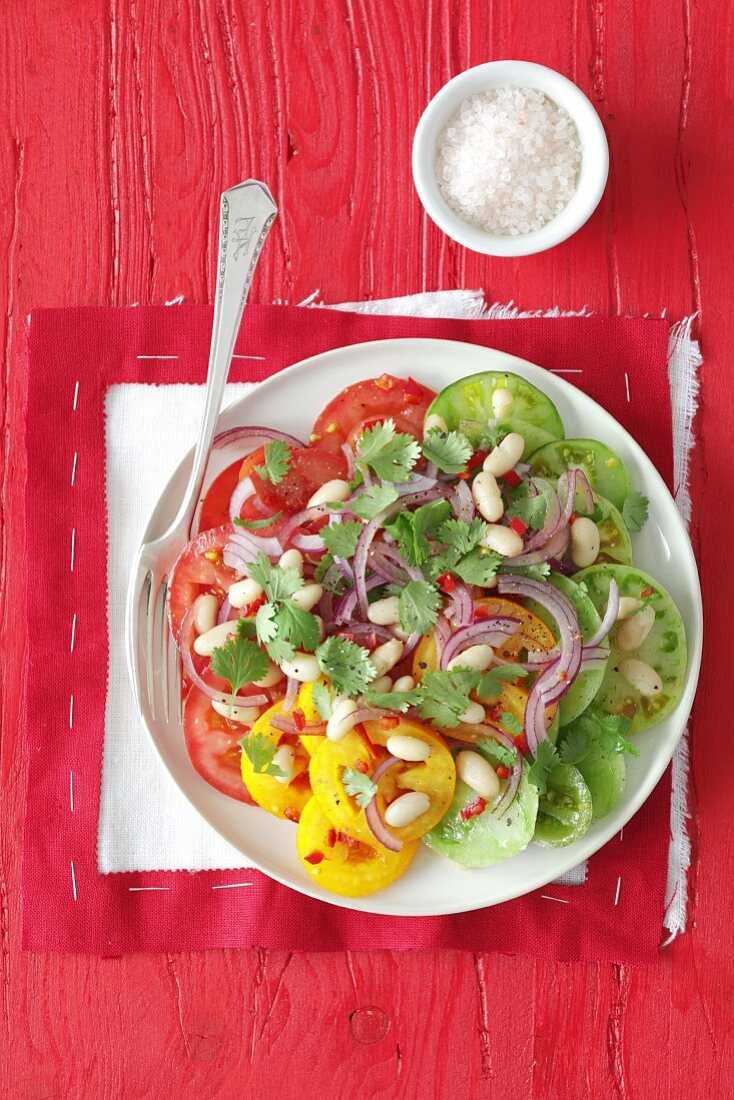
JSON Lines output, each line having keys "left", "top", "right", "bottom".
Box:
{"left": 158, "top": 578, "right": 170, "bottom": 723}
{"left": 146, "top": 575, "right": 158, "bottom": 721}
{"left": 131, "top": 570, "right": 152, "bottom": 716}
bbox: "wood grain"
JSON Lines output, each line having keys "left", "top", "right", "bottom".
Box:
{"left": 1, "top": 1, "right": 733, "bottom": 1096}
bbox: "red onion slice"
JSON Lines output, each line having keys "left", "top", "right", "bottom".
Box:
{"left": 270, "top": 714, "right": 327, "bottom": 735}
{"left": 330, "top": 622, "right": 393, "bottom": 645}
{"left": 179, "top": 608, "right": 269, "bottom": 709}
{"left": 364, "top": 756, "right": 403, "bottom": 853}
{"left": 585, "top": 580, "right": 620, "bottom": 648}
{"left": 277, "top": 504, "right": 333, "bottom": 548}
{"left": 369, "top": 542, "right": 423, "bottom": 583}
{"left": 213, "top": 426, "right": 305, "bottom": 451}
{"left": 216, "top": 597, "right": 238, "bottom": 625}
{"left": 291, "top": 531, "right": 326, "bottom": 552}
{"left": 223, "top": 546, "right": 254, "bottom": 572}
{"left": 445, "top": 583, "right": 474, "bottom": 628}
{"left": 341, "top": 442, "right": 356, "bottom": 480}
{"left": 229, "top": 527, "right": 283, "bottom": 559}
{"left": 519, "top": 478, "right": 562, "bottom": 553}
{"left": 559, "top": 467, "right": 594, "bottom": 512}
{"left": 394, "top": 473, "right": 438, "bottom": 494}
{"left": 451, "top": 480, "right": 475, "bottom": 522}
{"left": 282, "top": 676, "right": 299, "bottom": 713}
{"left": 506, "top": 524, "right": 570, "bottom": 566}
{"left": 335, "top": 574, "right": 383, "bottom": 624}
{"left": 439, "top": 617, "right": 522, "bottom": 670}
{"left": 228, "top": 475, "right": 257, "bottom": 524}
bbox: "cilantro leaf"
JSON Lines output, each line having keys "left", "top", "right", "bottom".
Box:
{"left": 254, "top": 440, "right": 291, "bottom": 485}
{"left": 479, "top": 423, "right": 501, "bottom": 450}
{"left": 255, "top": 601, "right": 279, "bottom": 643}
{"left": 356, "top": 419, "right": 421, "bottom": 482}
{"left": 594, "top": 711, "right": 639, "bottom": 757}
{"left": 274, "top": 603, "right": 322, "bottom": 652}
{"left": 383, "top": 499, "right": 452, "bottom": 567}
{"left": 351, "top": 484, "right": 399, "bottom": 520}
{"left": 341, "top": 767, "right": 378, "bottom": 808}
{"left": 234, "top": 510, "right": 283, "bottom": 531}
{"left": 506, "top": 490, "right": 547, "bottom": 530}
{"left": 320, "top": 520, "right": 363, "bottom": 559}
{"left": 622, "top": 491, "right": 649, "bottom": 532}
{"left": 478, "top": 663, "right": 529, "bottom": 698}
{"left": 501, "top": 562, "right": 551, "bottom": 581}
{"left": 313, "top": 552, "right": 346, "bottom": 592}
{"left": 417, "top": 668, "right": 479, "bottom": 728}
{"left": 235, "top": 618, "right": 258, "bottom": 639}
{"left": 249, "top": 552, "right": 303, "bottom": 601}
{"left": 264, "top": 636, "right": 297, "bottom": 665}
{"left": 527, "top": 740, "right": 559, "bottom": 794}
{"left": 476, "top": 738, "right": 519, "bottom": 769}
{"left": 453, "top": 548, "right": 502, "bottom": 587}
{"left": 398, "top": 580, "right": 441, "bottom": 636}
{"left": 311, "top": 681, "right": 334, "bottom": 720}
{"left": 558, "top": 723, "right": 590, "bottom": 765}
{"left": 239, "top": 732, "right": 286, "bottom": 777}
{"left": 210, "top": 632, "right": 269, "bottom": 707}
{"left": 437, "top": 517, "right": 488, "bottom": 557}
{"left": 499, "top": 710, "right": 523, "bottom": 736}
{"left": 316, "top": 636, "right": 377, "bottom": 695}
{"left": 421, "top": 430, "right": 473, "bottom": 474}
{"left": 582, "top": 503, "right": 604, "bottom": 524}
{"left": 363, "top": 688, "right": 424, "bottom": 713}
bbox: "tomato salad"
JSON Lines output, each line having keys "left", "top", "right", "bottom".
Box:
{"left": 167, "top": 370, "right": 687, "bottom": 896}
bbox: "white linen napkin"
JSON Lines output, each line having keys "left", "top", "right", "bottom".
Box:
{"left": 100, "top": 292, "right": 699, "bottom": 938}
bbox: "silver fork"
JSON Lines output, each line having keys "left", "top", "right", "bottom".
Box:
{"left": 126, "top": 180, "right": 277, "bottom": 725}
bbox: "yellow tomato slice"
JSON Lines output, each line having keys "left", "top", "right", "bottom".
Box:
{"left": 240, "top": 701, "right": 311, "bottom": 822}
{"left": 309, "top": 718, "right": 455, "bottom": 843}
{"left": 296, "top": 797, "right": 417, "bottom": 897}
{"left": 294, "top": 678, "right": 330, "bottom": 757}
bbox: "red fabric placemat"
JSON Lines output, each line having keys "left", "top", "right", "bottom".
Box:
{"left": 23, "top": 304, "right": 674, "bottom": 962}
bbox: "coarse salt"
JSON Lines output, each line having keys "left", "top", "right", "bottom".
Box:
{"left": 435, "top": 85, "right": 582, "bottom": 236}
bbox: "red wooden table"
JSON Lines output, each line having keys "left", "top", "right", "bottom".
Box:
{"left": 1, "top": 3, "right": 732, "bottom": 1096}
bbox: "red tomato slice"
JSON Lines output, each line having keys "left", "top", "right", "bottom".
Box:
{"left": 251, "top": 446, "right": 348, "bottom": 514}
{"left": 167, "top": 525, "right": 238, "bottom": 644}
{"left": 311, "top": 374, "right": 436, "bottom": 454}
{"left": 183, "top": 686, "right": 255, "bottom": 804}
{"left": 199, "top": 460, "right": 242, "bottom": 532}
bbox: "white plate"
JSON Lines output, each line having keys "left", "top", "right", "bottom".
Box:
{"left": 128, "top": 338, "right": 703, "bottom": 915}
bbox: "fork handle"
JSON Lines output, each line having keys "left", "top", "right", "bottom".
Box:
{"left": 176, "top": 180, "right": 278, "bottom": 537}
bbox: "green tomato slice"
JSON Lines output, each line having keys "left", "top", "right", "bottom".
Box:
{"left": 533, "top": 763, "right": 593, "bottom": 847}
{"left": 528, "top": 573, "right": 609, "bottom": 727}
{"left": 426, "top": 371, "right": 565, "bottom": 449}
{"left": 594, "top": 494, "right": 633, "bottom": 566}
{"left": 423, "top": 769, "right": 538, "bottom": 868}
{"left": 574, "top": 564, "right": 688, "bottom": 733}
{"left": 529, "top": 438, "right": 632, "bottom": 510}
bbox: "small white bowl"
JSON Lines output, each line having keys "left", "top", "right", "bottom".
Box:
{"left": 412, "top": 60, "right": 609, "bottom": 257}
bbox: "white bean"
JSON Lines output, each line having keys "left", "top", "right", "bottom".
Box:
{"left": 280, "top": 652, "right": 321, "bottom": 683}
{"left": 459, "top": 700, "right": 486, "bottom": 725}
{"left": 447, "top": 644, "right": 494, "bottom": 673}
{"left": 472, "top": 470, "right": 504, "bottom": 523}
{"left": 278, "top": 548, "right": 303, "bottom": 575}
{"left": 290, "top": 583, "right": 323, "bottom": 612}
{"left": 193, "top": 593, "right": 218, "bottom": 635}
{"left": 370, "top": 638, "right": 404, "bottom": 677}
{"left": 367, "top": 596, "right": 400, "bottom": 626}
{"left": 616, "top": 605, "right": 656, "bottom": 651}
{"left": 619, "top": 658, "right": 663, "bottom": 696}
{"left": 617, "top": 596, "right": 643, "bottom": 621}
{"left": 456, "top": 751, "right": 500, "bottom": 801}
{"left": 423, "top": 413, "right": 448, "bottom": 438}
{"left": 326, "top": 698, "right": 359, "bottom": 742}
{"left": 570, "top": 517, "right": 600, "bottom": 568}
{"left": 393, "top": 675, "right": 415, "bottom": 693}
{"left": 307, "top": 479, "right": 351, "bottom": 508}
{"left": 272, "top": 744, "right": 296, "bottom": 784}
{"left": 254, "top": 662, "right": 285, "bottom": 688}
{"left": 193, "top": 621, "right": 236, "bottom": 657}
{"left": 228, "top": 577, "right": 264, "bottom": 610}
{"left": 211, "top": 699, "right": 261, "bottom": 726}
{"left": 491, "top": 387, "right": 515, "bottom": 419}
{"left": 384, "top": 791, "right": 431, "bottom": 828}
{"left": 371, "top": 675, "right": 393, "bottom": 693}
{"left": 386, "top": 734, "right": 431, "bottom": 762}
{"left": 480, "top": 523, "right": 524, "bottom": 557}
{"left": 483, "top": 432, "right": 525, "bottom": 477}
{"left": 390, "top": 624, "right": 409, "bottom": 641}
